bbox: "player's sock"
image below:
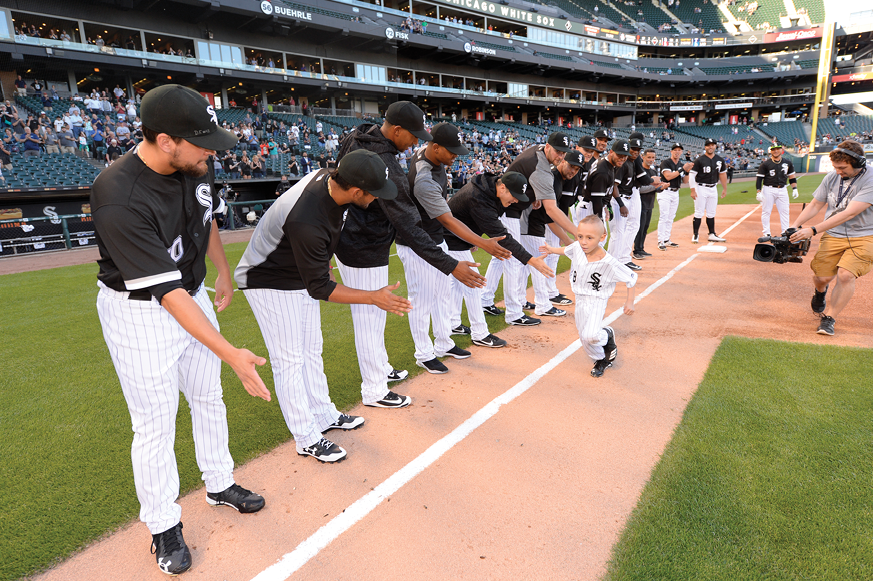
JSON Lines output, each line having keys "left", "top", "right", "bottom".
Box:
{"left": 706, "top": 217, "right": 716, "bottom": 235}
{"left": 692, "top": 217, "right": 701, "bottom": 236}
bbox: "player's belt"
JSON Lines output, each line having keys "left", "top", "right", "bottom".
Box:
{"left": 698, "top": 183, "right": 717, "bottom": 188}
{"left": 127, "top": 287, "right": 198, "bottom": 301}
{"left": 667, "top": 188, "right": 679, "bottom": 192}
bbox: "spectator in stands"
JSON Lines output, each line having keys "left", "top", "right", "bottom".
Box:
{"left": 287, "top": 155, "right": 299, "bottom": 176}
{"left": 58, "top": 124, "right": 77, "bottom": 154}
{"left": 115, "top": 120, "right": 131, "bottom": 143}
{"left": 67, "top": 109, "right": 84, "bottom": 138}
{"left": 105, "top": 139, "right": 123, "bottom": 164}
{"left": 20, "top": 126, "right": 42, "bottom": 156}
{"left": 14, "top": 76, "right": 27, "bottom": 97}
{"left": 0, "top": 135, "right": 11, "bottom": 170}
{"left": 43, "top": 126, "right": 60, "bottom": 154}
{"left": 299, "top": 151, "right": 312, "bottom": 174}
{"left": 60, "top": 30, "right": 72, "bottom": 42}
{"left": 42, "top": 92, "right": 53, "bottom": 112}
{"left": 251, "top": 152, "right": 265, "bottom": 178}
{"left": 90, "top": 122, "right": 106, "bottom": 160}
{"left": 240, "top": 151, "right": 253, "bottom": 179}
{"left": 113, "top": 85, "right": 125, "bottom": 102}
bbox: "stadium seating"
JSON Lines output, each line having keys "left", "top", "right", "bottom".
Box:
{"left": 669, "top": 1, "right": 726, "bottom": 32}
{"left": 589, "top": 1, "right": 634, "bottom": 27}
{"left": 590, "top": 59, "right": 624, "bottom": 69}
{"left": 538, "top": 51, "right": 575, "bottom": 62}
{"left": 700, "top": 64, "right": 774, "bottom": 75}
{"left": 634, "top": 1, "right": 673, "bottom": 28}
{"left": 795, "top": 0, "right": 825, "bottom": 25}
{"left": 538, "top": 0, "right": 590, "bottom": 20}
{"left": 726, "top": 0, "right": 785, "bottom": 30}
{"left": 1, "top": 152, "right": 102, "bottom": 189}
{"left": 674, "top": 124, "right": 762, "bottom": 146}
{"left": 757, "top": 120, "right": 809, "bottom": 146}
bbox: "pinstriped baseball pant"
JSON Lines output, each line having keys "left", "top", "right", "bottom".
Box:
{"left": 761, "top": 185, "right": 790, "bottom": 235}
{"left": 243, "top": 288, "right": 340, "bottom": 449}
{"left": 481, "top": 215, "right": 525, "bottom": 323}
{"left": 333, "top": 260, "right": 392, "bottom": 404}
{"left": 96, "top": 282, "right": 235, "bottom": 535}
{"left": 446, "top": 248, "right": 490, "bottom": 341}
{"left": 656, "top": 189, "right": 680, "bottom": 244}
{"left": 396, "top": 242, "right": 455, "bottom": 363}
{"left": 520, "top": 234, "right": 553, "bottom": 315}
{"left": 575, "top": 294, "right": 610, "bottom": 362}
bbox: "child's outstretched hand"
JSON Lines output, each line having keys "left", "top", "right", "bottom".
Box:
{"left": 623, "top": 300, "right": 635, "bottom": 315}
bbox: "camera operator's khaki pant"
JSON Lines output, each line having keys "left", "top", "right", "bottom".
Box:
{"left": 810, "top": 234, "right": 873, "bottom": 278}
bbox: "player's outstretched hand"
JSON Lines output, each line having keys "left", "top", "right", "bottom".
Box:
{"left": 213, "top": 273, "right": 235, "bottom": 312}
{"left": 478, "top": 236, "right": 512, "bottom": 260}
{"left": 453, "top": 261, "right": 486, "bottom": 288}
{"left": 528, "top": 255, "right": 555, "bottom": 278}
{"left": 373, "top": 282, "right": 413, "bottom": 316}
{"left": 230, "top": 349, "right": 271, "bottom": 401}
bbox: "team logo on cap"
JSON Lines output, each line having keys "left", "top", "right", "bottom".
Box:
{"left": 521, "top": 184, "right": 527, "bottom": 194}
{"left": 260, "top": 0, "right": 273, "bottom": 15}
{"left": 622, "top": 143, "right": 628, "bottom": 151}
{"left": 422, "top": 114, "right": 426, "bottom": 124}
{"left": 563, "top": 136, "right": 569, "bottom": 147}
{"left": 385, "top": 167, "right": 389, "bottom": 179}
{"left": 196, "top": 182, "right": 213, "bottom": 225}
{"left": 206, "top": 105, "right": 218, "bottom": 126}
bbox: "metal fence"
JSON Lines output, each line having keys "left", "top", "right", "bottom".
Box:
{"left": 0, "top": 213, "right": 95, "bottom": 256}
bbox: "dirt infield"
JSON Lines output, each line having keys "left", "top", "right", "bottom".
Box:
{"left": 32, "top": 204, "right": 871, "bottom": 581}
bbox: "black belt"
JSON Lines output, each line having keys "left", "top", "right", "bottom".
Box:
{"left": 127, "top": 288, "right": 198, "bottom": 301}
{"left": 621, "top": 194, "right": 632, "bottom": 199}
{"left": 698, "top": 183, "right": 717, "bottom": 187}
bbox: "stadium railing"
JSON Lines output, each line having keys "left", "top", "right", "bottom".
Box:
{"left": 0, "top": 213, "right": 95, "bottom": 256}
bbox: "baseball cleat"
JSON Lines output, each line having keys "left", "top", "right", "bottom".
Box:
{"left": 323, "top": 413, "right": 365, "bottom": 432}
{"left": 692, "top": 235, "right": 699, "bottom": 244}
{"left": 510, "top": 315, "right": 541, "bottom": 326}
{"left": 522, "top": 301, "right": 536, "bottom": 310}
{"left": 387, "top": 369, "right": 408, "bottom": 382}
{"left": 667, "top": 241, "right": 679, "bottom": 248}
{"left": 811, "top": 285, "right": 828, "bottom": 314}
{"left": 472, "top": 333, "right": 507, "bottom": 348}
{"left": 639, "top": 250, "right": 653, "bottom": 256}
{"left": 708, "top": 233, "right": 726, "bottom": 242}
{"left": 297, "top": 437, "right": 347, "bottom": 463}
{"left": 151, "top": 522, "right": 192, "bottom": 576}
{"left": 658, "top": 243, "right": 667, "bottom": 251}
{"left": 450, "top": 324, "right": 471, "bottom": 336}
{"left": 625, "top": 261, "right": 642, "bottom": 271}
{"left": 441, "top": 346, "right": 472, "bottom": 359}
{"left": 417, "top": 358, "right": 449, "bottom": 374}
{"left": 483, "top": 304, "right": 504, "bottom": 316}
{"left": 632, "top": 252, "right": 646, "bottom": 260}
{"left": 603, "top": 326, "right": 617, "bottom": 361}
{"left": 816, "top": 315, "right": 835, "bottom": 336}
{"left": 539, "top": 307, "right": 567, "bottom": 317}
{"left": 364, "top": 391, "right": 411, "bottom": 408}
{"left": 590, "top": 358, "right": 613, "bottom": 378}
{"left": 550, "top": 294, "right": 573, "bottom": 305}
{"left": 206, "top": 483, "right": 265, "bottom": 513}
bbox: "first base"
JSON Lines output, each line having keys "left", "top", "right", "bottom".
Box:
{"left": 698, "top": 245, "right": 727, "bottom": 253}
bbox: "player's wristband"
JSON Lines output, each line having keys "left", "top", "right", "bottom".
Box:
{"left": 810, "top": 226, "right": 817, "bottom": 236}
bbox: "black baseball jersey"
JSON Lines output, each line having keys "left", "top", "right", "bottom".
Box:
{"left": 234, "top": 170, "right": 344, "bottom": 301}
{"left": 574, "top": 157, "right": 596, "bottom": 202}
{"left": 633, "top": 155, "right": 653, "bottom": 188}
{"left": 91, "top": 147, "right": 218, "bottom": 302}
{"left": 615, "top": 160, "right": 635, "bottom": 197}
{"left": 443, "top": 173, "right": 533, "bottom": 264}
{"left": 558, "top": 170, "right": 582, "bottom": 214}
{"left": 659, "top": 158, "right": 686, "bottom": 190}
{"left": 691, "top": 154, "right": 726, "bottom": 186}
{"left": 756, "top": 158, "right": 795, "bottom": 188}
{"left": 585, "top": 157, "right": 616, "bottom": 200}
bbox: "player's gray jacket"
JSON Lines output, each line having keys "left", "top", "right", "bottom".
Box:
{"left": 333, "top": 124, "right": 458, "bottom": 274}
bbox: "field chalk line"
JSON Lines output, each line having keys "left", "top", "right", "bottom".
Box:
{"left": 248, "top": 206, "right": 759, "bottom": 581}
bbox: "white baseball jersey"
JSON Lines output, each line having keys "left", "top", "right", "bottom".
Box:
{"left": 565, "top": 242, "right": 637, "bottom": 298}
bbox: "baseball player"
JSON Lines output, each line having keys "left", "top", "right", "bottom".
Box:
{"left": 593, "top": 128, "right": 611, "bottom": 156}
{"left": 633, "top": 148, "right": 669, "bottom": 259}
{"left": 334, "top": 101, "right": 484, "bottom": 407}
{"left": 446, "top": 171, "right": 554, "bottom": 344}
{"left": 540, "top": 215, "right": 637, "bottom": 378}
{"left": 91, "top": 85, "right": 268, "bottom": 576}
{"left": 585, "top": 139, "right": 630, "bottom": 237}
{"left": 756, "top": 144, "right": 798, "bottom": 236}
{"left": 527, "top": 149, "right": 585, "bottom": 308}
{"left": 609, "top": 137, "right": 646, "bottom": 271}
{"left": 657, "top": 143, "right": 693, "bottom": 250}
{"left": 402, "top": 122, "right": 511, "bottom": 374}
{"left": 235, "top": 151, "right": 411, "bottom": 463}
{"left": 571, "top": 136, "right": 599, "bottom": 226}
{"left": 689, "top": 138, "right": 728, "bottom": 243}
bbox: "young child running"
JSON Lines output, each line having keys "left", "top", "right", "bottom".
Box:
{"left": 541, "top": 215, "right": 637, "bottom": 377}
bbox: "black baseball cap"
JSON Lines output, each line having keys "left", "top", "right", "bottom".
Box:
{"left": 385, "top": 101, "right": 432, "bottom": 141}
{"left": 430, "top": 122, "right": 469, "bottom": 155}
{"left": 593, "top": 129, "right": 610, "bottom": 141}
{"left": 671, "top": 142, "right": 684, "bottom": 150}
{"left": 704, "top": 138, "right": 717, "bottom": 145}
{"left": 629, "top": 138, "right": 643, "bottom": 150}
{"left": 547, "top": 131, "right": 574, "bottom": 153}
{"left": 563, "top": 150, "right": 585, "bottom": 167}
{"left": 140, "top": 84, "right": 238, "bottom": 151}
{"left": 629, "top": 131, "right": 645, "bottom": 141}
{"left": 498, "top": 171, "right": 529, "bottom": 202}
{"left": 337, "top": 149, "right": 398, "bottom": 200}
{"left": 577, "top": 136, "right": 598, "bottom": 150}
{"left": 611, "top": 139, "right": 631, "bottom": 155}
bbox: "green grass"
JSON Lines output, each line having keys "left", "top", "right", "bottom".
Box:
{"left": 605, "top": 337, "right": 873, "bottom": 581}
{"left": 0, "top": 241, "right": 568, "bottom": 580}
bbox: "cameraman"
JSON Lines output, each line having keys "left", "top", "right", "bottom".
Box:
{"left": 789, "top": 140, "right": 873, "bottom": 336}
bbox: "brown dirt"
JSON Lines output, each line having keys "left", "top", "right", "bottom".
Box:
{"left": 31, "top": 204, "right": 871, "bottom": 581}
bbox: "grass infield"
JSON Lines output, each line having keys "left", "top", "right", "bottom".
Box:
{"left": 605, "top": 337, "right": 873, "bottom": 581}
{"left": 0, "top": 173, "right": 825, "bottom": 579}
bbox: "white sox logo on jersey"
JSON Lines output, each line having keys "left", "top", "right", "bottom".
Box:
{"left": 589, "top": 272, "right": 602, "bottom": 291}
{"left": 196, "top": 182, "right": 213, "bottom": 225}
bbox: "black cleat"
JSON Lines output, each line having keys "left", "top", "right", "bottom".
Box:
{"left": 297, "top": 437, "right": 347, "bottom": 462}
{"left": 387, "top": 369, "right": 408, "bottom": 382}
{"left": 590, "top": 358, "right": 613, "bottom": 378}
{"left": 323, "top": 413, "right": 365, "bottom": 432}
{"left": 540, "top": 307, "right": 567, "bottom": 317}
{"left": 510, "top": 315, "right": 541, "bottom": 326}
{"left": 450, "top": 324, "right": 471, "bottom": 336}
{"left": 811, "top": 286, "right": 828, "bottom": 314}
{"left": 472, "top": 334, "right": 507, "bottom": 348}
{"left": 550, "top": 294, "right": 573, "bottom": 305}
{"left": 442, "top": 346, "right": 472, "bottom": 359}
{"left": 151, "top": 522, "right": 192, "bottom": 576}
{"left": 483, "top": 304, "right": 504, "bottom": 316}
{"left": 206, "top": 483, "right": 265, "bottom": 514}
{"left": 603, "top": 326, "right": 617, "bottom": 362}
{"left": 364, "top": 390, "right": 412, "bottom": 408}
{"left": 522, "top": 301, "right": 536, "bottom": 310}
{"left": 417, "top": 358, "right": 449, "bottom": 374}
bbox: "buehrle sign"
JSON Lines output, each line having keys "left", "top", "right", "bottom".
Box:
{"left": 260, "top": 1, "right": 312, "bottom": 21}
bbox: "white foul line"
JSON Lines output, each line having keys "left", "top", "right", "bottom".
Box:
{"left": 250, "top": 208, "right": 759, "bottom": 581}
